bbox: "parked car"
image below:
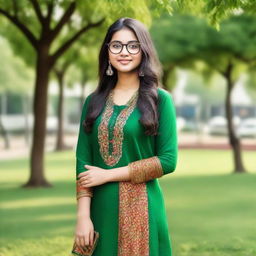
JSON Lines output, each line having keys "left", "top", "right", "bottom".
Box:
{"left": 176, "top": 117, "right": 186, "bottom": 132}
{"left": 208, "top": 116, "right": 240, "bottom": 135}
{"left": 1, "top": 114, "right": 58, "bottom": 133}
{"left": 237, "top": 118, "right": 256, "bottom": 138}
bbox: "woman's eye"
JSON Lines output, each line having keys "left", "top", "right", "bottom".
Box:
{"left": 129, "top": 44, "right": 139, "bottom": 49}
{"left": 112, "top": 44, "right": 121, "bottom": 48}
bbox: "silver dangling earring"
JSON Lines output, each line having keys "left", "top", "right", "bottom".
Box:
{"left": 106, "top": 60, "right": 113, "bottom": 76}
{"left": 139, "top": 69, "right": 144, "bottom": 77}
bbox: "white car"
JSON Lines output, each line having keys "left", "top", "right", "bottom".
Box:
{"left": 237, "top": 118, "right": 256, "bottom": 138}
{"left": 176, "top": 117, "right": 186, "bottom": 132}
{"left": 208, "top": 116, "right": 240, "bottom": 135}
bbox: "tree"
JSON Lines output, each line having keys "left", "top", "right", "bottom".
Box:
{"left": 151, "top": 14, "right": 212, "bottom": 90}
{"left": 53, "top": 57, "right": 72, "bottom": 151}
{"left": 171, "top": 0, "right": 256, "bottom": 27}
{"left": 202, "top": 15, "right": 256, "bottom": 173}
{"left": 0, "top": 0, "right": 172, "bottom": 187}
{"left": 0, "top": 0, "right": 106, "bottom": 187}
{"left": 0, "top": 36, "right": 34, "bottom": 149}
{"left": 151, "top": 13, "right": 256, "bottom": 173}
{"left": 53, "top": 42, "right": 98, "bottom": 151}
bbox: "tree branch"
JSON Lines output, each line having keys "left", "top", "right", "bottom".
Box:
{"left": 234, "top": 54, "right": 255, "bottom": 64}
{"left": 29, "top": 0, "right": 45, "bottom": 25}
{"left": 45, "top": 1, "right": 54, "bottom": 28}
{"left": 0, "top": 8, "right": 38, "bottom": 50}
{"left": 50, "top": 18, "right": 105, "bottom": 67}
{"left": 12, "top": 0, "right": 18, "bottom": 17}
{"left": 50, "top": 2, "right": 76, "bottom": 40}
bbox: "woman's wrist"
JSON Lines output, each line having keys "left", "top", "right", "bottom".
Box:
{"left": 77, "top": 212, "right": 91, "bottom": 219}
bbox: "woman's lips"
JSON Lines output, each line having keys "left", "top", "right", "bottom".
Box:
{"left": 118, "top": 60, "right": 132, "bottom": 65}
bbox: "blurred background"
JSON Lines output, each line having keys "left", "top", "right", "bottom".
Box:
{"left": 0, "top": 1, "right": 255, "bottom": 256}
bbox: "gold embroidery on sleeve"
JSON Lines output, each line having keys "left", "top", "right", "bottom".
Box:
{"left": 128, "top": 156, "right": 163, "bottom": 183}
{"left": 76, "top": 180, "right": 93, "bottom": 200}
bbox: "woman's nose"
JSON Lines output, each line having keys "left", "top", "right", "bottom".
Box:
{"left": 120, "top": 45, "right": 129, "bottom": 55}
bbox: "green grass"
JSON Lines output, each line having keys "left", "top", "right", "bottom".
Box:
{"left": 0, "top": 149, "right": 256, "bottom": 256}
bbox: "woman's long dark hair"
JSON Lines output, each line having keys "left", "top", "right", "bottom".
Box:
{"left": 83, "top": 17, "right": 162, "bottom": 136}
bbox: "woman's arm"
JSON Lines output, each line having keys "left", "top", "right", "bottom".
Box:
{"left": 76, "top": 94, "right": 94, "bottom": 199}
{"left": 107, "top": 90, "right": 177, "bottom": 184}
{"left": 77, "top": 196, "right": 91, "bottom": 218}
{"left": 74, "top": 95, "right": 95, "bottom": 247}
{"left": 106, "top": 166, "right": 130, "bottom": 182}
{"left": 79, "top": 89, "right": 177, "bottom": 186}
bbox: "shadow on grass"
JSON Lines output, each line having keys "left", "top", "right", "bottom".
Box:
{"left": 0, "top": 181, "right": 77, "bottom": 239}
{"left": 1, "top": 173, "right": 256, "bottom": 255}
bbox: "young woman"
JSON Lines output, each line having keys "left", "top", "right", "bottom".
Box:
{"left": 74, "top": 17, "right": 178, "bottom": 256}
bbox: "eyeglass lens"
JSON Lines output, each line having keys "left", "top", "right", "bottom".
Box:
{"left": 108, "top": 41, "right": 140, "bottom": 54}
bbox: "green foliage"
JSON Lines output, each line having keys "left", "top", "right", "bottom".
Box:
{"left": 185, "top": 69, "right": 226, "bottom": 104}
{"left": 0, "top": 23, "right": 36, "bottom": 66}
{"left": 151, "top": 14, "right": 213, "bottom": 64}
{"left": 219, "top": 15, "right": 256, "bottom": 61}
{"left": 0, "top": 0, "right": 173, "bottom": 87}
{"left": 0, "top": 36, "right": 33, "bottom": 93}
{"left": 169, "top": 0, "right": 256, "bottom": 28}
{"left": 204, "top": 0, "right": 256, "bottom": 27}
{"left": 245, "top": 64, "right": 256, "bottom": 100}
{"left": 151, "top": 13, "right": 256, "bottom": 90}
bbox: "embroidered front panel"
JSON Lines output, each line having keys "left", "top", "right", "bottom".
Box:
{"left": 118, "top": 181, "right": 149, "bottom": 256}
{"left": 76, "top": 180, "right": 93, "bottom": 200}
{"left": 128, "top": 156, "right": 163, "bottom": 183}
{"left": 98, "top": 89, "right": 139, "bottom": 166}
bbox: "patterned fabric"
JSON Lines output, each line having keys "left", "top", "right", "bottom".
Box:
{"left": 97, "top": 89, "right": 150, "bottom": 255}
{"left": 76, "top": 180, "right": 93, "bottom": 200}
{"left": 118, "top": 181, "right": 149, "bottom": 256}
{"left": 75, "top": 88, "right": 177, "bottom": 255}
{"left": 97, "top": 89, "right": 139, "bottom": 166}
{"left": 128, "top": 156, "right": 163, "bottom": 183}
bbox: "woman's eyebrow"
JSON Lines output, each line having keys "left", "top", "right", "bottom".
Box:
{"left": 110, "top": 40, "right": 139, "bottom": 43}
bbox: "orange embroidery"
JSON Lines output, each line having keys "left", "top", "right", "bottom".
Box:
{"left": 118, "top": 182, "right": 149, "bottom": 256}
{"left": 98, "top": 89, "right": 139, "bottom": 166}
{"left": 97, "top": 88, "right": 150, "bottom": 255}
{"left": 76, "top": 180, "right": 93, "bottom": 200}
{"left": 128, "top": 156, "right": 163, "bottom": 183}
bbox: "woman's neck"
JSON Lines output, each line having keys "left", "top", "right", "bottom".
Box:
{"left": 115, "top": 71, "right": 140, "bottom": 91}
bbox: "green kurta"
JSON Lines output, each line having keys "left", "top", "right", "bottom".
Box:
{"left": 76, "top": 87, "right": 178, "bottom": 256}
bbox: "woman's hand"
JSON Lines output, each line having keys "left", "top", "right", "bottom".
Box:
{"left": 78, "top": 165, "right": 109, "bottom": 187}
{"left": 75, "top": 216, "right": 94, "bottom": 247}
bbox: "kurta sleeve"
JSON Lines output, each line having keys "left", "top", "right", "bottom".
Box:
{"left": 76, "top": 94, "right": 93, "bottom": 199}
{"left": 128, "top": 89, "right": 178, "bottom": 183}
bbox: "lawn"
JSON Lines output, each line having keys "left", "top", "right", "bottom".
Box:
{"left": 0, "top": 149, "right": 255, "bottom": 256}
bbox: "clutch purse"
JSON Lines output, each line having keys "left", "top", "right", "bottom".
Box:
{"left": 71, "top": 231, "right": 99, "bottom": 256}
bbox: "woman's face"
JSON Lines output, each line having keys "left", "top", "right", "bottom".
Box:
{"left": 108, "top": 28, "right": 142, "bottom": 74}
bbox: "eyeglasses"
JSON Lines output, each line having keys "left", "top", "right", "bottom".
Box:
{"left": 107, "top": 41, "right": 141, "bottom": 55}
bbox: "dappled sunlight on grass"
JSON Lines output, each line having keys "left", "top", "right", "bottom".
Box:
{"left": 160, "top": 172, "right": 256, "bottom": 255}
{"left": 37, "top": 213, "right": 74, "bottom": 221}
{"left": 1, "top": 197, "right": 74, "bottom": 209}
{"left": 1, "top": 149, "right": 256, "bottom": 255}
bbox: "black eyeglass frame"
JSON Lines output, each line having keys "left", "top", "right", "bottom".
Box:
{"left": 106, "top": 41, "right": 141, "bottom": 55}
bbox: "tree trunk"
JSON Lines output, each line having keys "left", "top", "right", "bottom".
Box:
{"left": 162, "top": 68, "right": 171, "bottom": 90}
{"left": 23, "top": 94, "right": 31, "bottom": 146}
{"left": 0, "top": 116, "right": 9, "bottom": 149}
{"left": 22, "top": 49, "right": 52, "bottom": 188}
{"left": 55, "top": 70, "right": 68, "bottom": 151}
{"left": 0, "top": 94, "right": 10, "bottom": 149}
{"left": 162, "top": 64, "right": 174, "bottom": 90}
{"left": 80, "top": 81, "right": 86, "bottom": 111}
{"left": 0, "top": 4, "right": 105, "bottom": 188}
{"left": 225, "top": 64, "right": 246, "bottom": 173}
